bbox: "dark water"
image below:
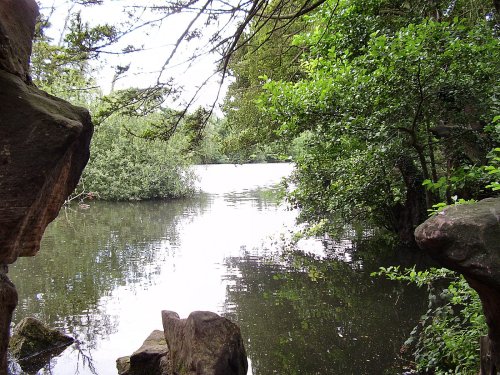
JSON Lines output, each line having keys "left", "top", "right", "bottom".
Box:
{"left": 9, "top": 163, "right": 425, "bottom": 375}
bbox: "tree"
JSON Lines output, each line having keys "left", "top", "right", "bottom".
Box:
{"left": 35, "top": 0, "right": 499, "bottom": 214}
{"left": 220, "top": 1, "right": 309, "bottom": 160}
{"left": 30, "top": 10, "right": 101, "bottom": 105}
{"left": 31, "top": 6, "right": 200, "bottom": 201}
{"left": 35, "top": 0, "right": 338, "bottom": 130}
{"left": 258, "top": 0, "right": 499, "bottom": 243}
{"left": 79, "top": 114, "right": 196, "bottom": 201}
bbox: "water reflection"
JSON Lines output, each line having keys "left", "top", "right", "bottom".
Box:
{"left": 11, "top": 198, "right": 208, "bottom": 373}
{"left": 8, "top": 164, "right": 425, "bottom": 375}
{"left": 9, "top": 164, "right": 296, "bottom": 374}
{"left": 223, "top": 240, "right": 426, "bottom": 375}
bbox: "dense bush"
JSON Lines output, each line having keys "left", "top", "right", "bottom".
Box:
{"left": 374, "top": 266, "right": 487, "bottom": 374}
{"left": 78, "top": 115, "right": 196, "bottom": 201}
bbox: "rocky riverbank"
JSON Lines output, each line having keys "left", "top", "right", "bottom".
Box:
{"left": 118, "top": 310, "right": 248, "bottom": 375}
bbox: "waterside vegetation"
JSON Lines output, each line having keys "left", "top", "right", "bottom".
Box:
{"left": 32, "top": 0, "right": 500, "bottom": 373}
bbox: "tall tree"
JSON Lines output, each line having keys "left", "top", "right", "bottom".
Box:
{"left": 35, "top": 0, "right": 499, "bottom": 234}
{"left": 259, "top": 0, "right": 499, "bottom": 243}
{"left": 220, "top": 1, "right": 309, "bottom": 159}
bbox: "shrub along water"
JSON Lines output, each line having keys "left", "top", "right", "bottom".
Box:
{"left": 374, "top": 266, "right": 487, "bottom": 374}
{"left": 77, "top": 115, "right": 196, "bottom": 201}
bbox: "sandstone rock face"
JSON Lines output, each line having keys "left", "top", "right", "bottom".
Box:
{"left": 1, "top": 0, "right": 93, "bottom": 265}
{"left": 0, "top": 0, "right": 38, "bottom": 80}
{"left": 117, "top": 330, "right": 170, "bottom": 375}
{"left": 0, "top": 69, "right": 93, "bottom": 264}
{"left": 415, "top": 198, "right": 500, "bottom": 282}
{"left": 0, "top": 267, "right": 17, "bottom": 374}
{"left": 415, "top": 197, "right": 500, "bottom": 373}
{"left": 0, "top": 0, "right": 94, "bottom": 373}
{"left": 162, "top": 310, "right": 248, "bottom": 375}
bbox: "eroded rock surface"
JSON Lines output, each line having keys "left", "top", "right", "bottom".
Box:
{"left": 0, "top": 267, "right": 17, "bottom": 374}
{"left": 117, "top": 330, "right": 170, "bottom": 375}
{"left": 0, "top": 0, "right": 94, "bottom": 373}
{"left": 162, "top": 310, "right": 248, "bottom": 375}
{"left": 0, "top": 0, "right": 38, "bottom": 80}
{"left": 0, "top": 69, "right": 93, "bottom": 263}
{"left": 415, "top": 197, "right": 500, "bottom": 373}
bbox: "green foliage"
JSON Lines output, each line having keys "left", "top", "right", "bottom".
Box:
{"left": 93, "top": 86, "right": 178, "bottom": 126}
{"left": 374, "top": 266, "right": 487, "bottom": 374}
{"left": 422, "top": 117, "right": 500, "bottom": 206}
{"left": 485, "top": 147, "right": 500, "bottom": 191}
{"left": 64, "top": 11, "right": 118, "bottom": 57}
{"left": 186, "top": 117, "right": 230, "bottom": 164}
{"left": 423, "top": 117, "right": 500, "bottom": 215}
{"left": 484, "top": 118, "right": 500, "bottom": 191}
{"left": 31, "top": 11, "right": 200, "bottom": 200}
{"left": 258, "top": 1, "right": 500, "bottom": 236}
{"left": 79, "top": 114, "right": 195, "bottom": 201}
{"left": 221, "top": 4, "right": 308, "bottom": 161}
{"left": 30, "top": 16, "right": 101, "bottom": 106}
{"left": 426, "top": 196, "right": 477, "bottom": 217}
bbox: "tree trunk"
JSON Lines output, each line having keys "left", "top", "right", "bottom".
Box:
{"left": 479, "top": 335, "right": 500, "bottom": 374}
{"left": 392, "top": 155, "right": 428, "bottom": 246}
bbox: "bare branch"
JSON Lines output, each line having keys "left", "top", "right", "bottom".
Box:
{"left": 157, "top": 0, "right": 213, "bottom": 84}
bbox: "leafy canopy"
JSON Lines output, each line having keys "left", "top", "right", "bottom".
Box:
{"left": 257, "top": 0, "right": 499, "bottom": 237}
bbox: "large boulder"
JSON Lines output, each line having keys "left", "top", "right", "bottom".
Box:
{"left": 415, "top": 197, "right": 500, "bottom": 373}
{"left": 117, "top": 330, "right": 170, "bottom": 375}
{"left": 1, "top": 0, "right": 94, "bottom": 265}
{"left": 162, "top": 310, "right": 248, "bottom": 375}
{"left": 0, "top": 0, "right": 94, "bottom": 373}
{"left": 9, "top": 317, "right": 74, "bottom": 361}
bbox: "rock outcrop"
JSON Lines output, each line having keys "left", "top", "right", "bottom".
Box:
{"left": 118, "top": 312, "right": 248, "bottom": 375}
{"left": 0, "top": 0, "right": 94, "bottom": 373}
{"left": 415, "top": 197, "right": 500, "bottom": 374}
{"left": 117, "top": 330, "right": 170, "bottom": 375}
{"left": 0, "top": 68, "right": 93, "bottom": 263}
{"left": 0, "top": 267, "right": 17, "bottom": 374}
{"left": 162, "top": 310, "right": 248, "bottom": 375}
{"left": 0, "top": 0, "right": 38, "bottom": 81}
{"left": 9, "top": 317, "right": 74, "bottom": 372}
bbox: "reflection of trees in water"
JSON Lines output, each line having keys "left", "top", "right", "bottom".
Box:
{"left": 222, "top": 185, "right": 284, "bottom": 211}
{"left": 10, "top": 197, "right": 208, "bottom": 370}
{"left": 223, "top": 237, "right": 426, "bottom": 375}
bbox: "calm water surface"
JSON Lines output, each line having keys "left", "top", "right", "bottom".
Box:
{"left": 10, "top": 163, "right": 425, "bottom": 375}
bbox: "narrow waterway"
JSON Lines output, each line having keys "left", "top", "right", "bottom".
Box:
{"left": 10, "top": 163, "right": 425, "bottom": 374}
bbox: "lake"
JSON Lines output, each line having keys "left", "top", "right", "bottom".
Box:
{"left": 9, "top": 163, "right": 425, "bottom": 374}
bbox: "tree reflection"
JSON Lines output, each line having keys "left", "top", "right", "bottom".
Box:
{"left": 9, "top": 198, "right": 207, "bottom": 370}
{"left": 223, "top": 238, "right": 426, "bottom": 375}
{"left": 222, "top": 185, "right": 284, "bottom": 211}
